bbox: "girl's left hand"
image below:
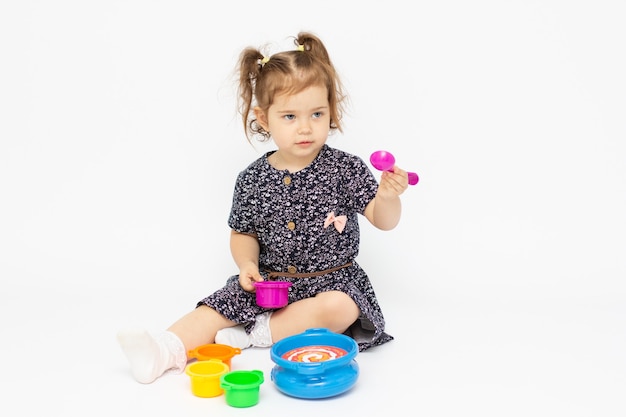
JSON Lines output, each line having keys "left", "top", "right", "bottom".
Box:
{"left": 378, "top": 166, "right": 409, "bottom": 197}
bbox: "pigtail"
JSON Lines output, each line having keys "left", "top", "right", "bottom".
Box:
{"left": 295, "top": 32, "right": 331, "bottom": 64}
{"left": 237, "top": 48, "right": 265, "bottom": 141}
{"left": 294, "top": 32, "right": 346, "bottom": 133}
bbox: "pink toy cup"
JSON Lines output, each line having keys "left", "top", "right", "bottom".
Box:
{"left": 253, "top": 281, "right": 292, "bottom": 308}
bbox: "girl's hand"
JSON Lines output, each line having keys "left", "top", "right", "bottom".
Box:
{"left": 364, "top": 165, "right": 406, "bottom": 230}
{"left": 238, "top": 263, "right": 264, "bottom": 292}
{"left": 378, "top": 165, "right": 409, "bottom": 198}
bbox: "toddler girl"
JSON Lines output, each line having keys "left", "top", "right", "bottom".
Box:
{"left": 117, "top": 31, "right": 410, "bottom": 384}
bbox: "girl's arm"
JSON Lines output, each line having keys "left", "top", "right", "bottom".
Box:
{"left": 230, "top": 229, "right": 263, "bottom": 291}
{"left": 363, "top": 166, "right": 409, "bottom": 231}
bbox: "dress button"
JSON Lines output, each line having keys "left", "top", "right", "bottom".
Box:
{"left": 287, "top": 265, "right": 297, "bottom": 274}
{"left": 287, "top": 221, "right": 296, "bottom": 230}
{"left": 283, "top": 176, "right": 292, "bottom": 185}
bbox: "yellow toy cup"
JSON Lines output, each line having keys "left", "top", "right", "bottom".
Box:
{"left": 185, "top": 359, "right": 230, "bottom": 398}
{"left": 188, "top": 343, "right": 241, "bottom": 368}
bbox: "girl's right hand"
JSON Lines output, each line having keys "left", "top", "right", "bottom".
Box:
{"left": 238, "top": 264, "right": 264, "bottom": 292}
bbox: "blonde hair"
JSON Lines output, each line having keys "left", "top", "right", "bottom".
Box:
{"left": 237, "top": 32, "right": 347, "bottom": 142}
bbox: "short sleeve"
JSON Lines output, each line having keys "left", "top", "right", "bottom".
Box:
{"left": 341, "top": 154, "right": 379, "bottom": 214}
{"left": 227, "top": 170, "right": 257, "bottom": 234}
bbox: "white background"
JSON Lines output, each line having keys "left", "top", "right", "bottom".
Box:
{"left": 1, "top": 1, "right": 624, "bottom": 416}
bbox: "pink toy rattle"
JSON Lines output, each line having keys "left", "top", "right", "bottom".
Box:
{"left": 370, "top": 150, "right": 419, "bottom": 185}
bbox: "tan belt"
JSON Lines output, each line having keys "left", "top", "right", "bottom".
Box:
{"left": 265, "top": 262, "right": 353, "bottom": 280}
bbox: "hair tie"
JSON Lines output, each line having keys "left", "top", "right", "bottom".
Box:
{"left": 296, "top": 44, "right": 305, "bottom": 52}
{"left": 261, "top": 56, "right": 270, "bottom": 65}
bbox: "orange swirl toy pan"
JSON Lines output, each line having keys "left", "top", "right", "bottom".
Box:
{"left": 270, "top": 328, "right": 359, "bottom": 399}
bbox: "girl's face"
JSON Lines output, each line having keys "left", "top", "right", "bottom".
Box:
{"left": 255, "top": 85, "right": 331, "bottom": 170}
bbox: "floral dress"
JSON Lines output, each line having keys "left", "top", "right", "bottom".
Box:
{"left": 197, "top": 144, "right": 393, "bottom": 351}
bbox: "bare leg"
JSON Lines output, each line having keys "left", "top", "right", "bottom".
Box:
{"left": 270, "top": 291, "right": 360, "bottom": 342}
{"left": 217, "top": 291, "right": 360, "bottom": 348}
{"left": 167, "top": 305, "right": 238, "bottom": 354}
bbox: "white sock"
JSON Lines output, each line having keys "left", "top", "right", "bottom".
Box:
{"left": 215, "top": 325, "right": 252, "bottom": 349}
{"left": 249, "top": 311, "right": 273, "bottom": 347}
{"left": 215, "top": 312, "right": 273, "bottom": 349}
{"left": 117, "top": 328, "right": 186, "bottom": 384}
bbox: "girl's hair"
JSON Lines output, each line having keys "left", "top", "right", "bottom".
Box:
{"left": 237, "top": 32, "right": 346, "bottom": 142}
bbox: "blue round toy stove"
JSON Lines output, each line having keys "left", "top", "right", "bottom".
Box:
{"left": 270, "top": 328, "right": 359, "bottom": 399}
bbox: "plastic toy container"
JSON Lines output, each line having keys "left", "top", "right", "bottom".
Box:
{"left": 185, "top": 359, "right": 230, "bottom": 397}
{"left": 188, "top": 343, "right": 241, "bottom": 368}
{"left": 253, "top": 281, "right": 292, "bottom": 308}
{"left": 270, "top": 328, "right": 359, "bottom": 399}
{"left": 220, "top": 370, "right": 264, "bottom": 407}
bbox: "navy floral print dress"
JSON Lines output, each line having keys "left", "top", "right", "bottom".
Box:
{"left": 197, "top": 144, "right": 393, "bottom": 351}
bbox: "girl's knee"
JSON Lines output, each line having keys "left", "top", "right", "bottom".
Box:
{"left": 316, "top": 291, "right": 359, "bottom": 324}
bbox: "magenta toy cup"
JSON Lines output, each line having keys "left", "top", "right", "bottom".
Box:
{"left": 370, "top": 150, "right": 419, "bottom": 185}
{"left": 253, "top": 281, "right": 292, "bottom": 308}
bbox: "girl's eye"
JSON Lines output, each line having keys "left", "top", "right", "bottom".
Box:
{"left": 312, "top": 112, "right": 322, "bottom": 119}
{"left": 284, "top": 114, "right": 295, "bottom": 121}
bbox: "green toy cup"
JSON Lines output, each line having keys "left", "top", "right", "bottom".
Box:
{"left": 220, "top": 370, "right": 264, "bottom": 408}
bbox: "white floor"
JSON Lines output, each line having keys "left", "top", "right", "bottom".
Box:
{"left": 2, "top": 278, "right": 624, "bottom": 417}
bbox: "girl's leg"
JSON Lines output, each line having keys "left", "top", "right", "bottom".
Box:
{"left": 215, "top": 291, "right": 360, "bottom": 348}
{"left": 167, "top": 305, "right": 237, "bottom": 349}
{"left": 270, "top": 291, "right": 360, "bottom": 341}
{"left": 117, "top": 305, "right": 237, "bottom": 384}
